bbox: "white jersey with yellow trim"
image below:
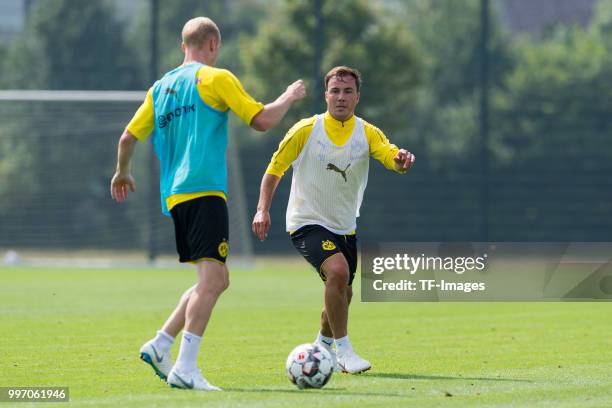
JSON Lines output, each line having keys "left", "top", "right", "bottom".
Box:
{"left": 286, "top": 114, "right": 369, "bottom": 234}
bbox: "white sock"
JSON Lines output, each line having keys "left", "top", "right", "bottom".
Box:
{"left": 175, "top": 331, "right": 201, "bottom": 373}
{"left": 152, "top": 330, "right": 174, "bottom": 353}
{"left": 315, "top": 332, "right": 334, "bottom": 348}
{"left": 335, "top": 335, "right": 352, "bottom": 354}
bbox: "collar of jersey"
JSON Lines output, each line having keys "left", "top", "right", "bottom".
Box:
{"left": 323, "top": 112, "right": 355, "bottom": 147}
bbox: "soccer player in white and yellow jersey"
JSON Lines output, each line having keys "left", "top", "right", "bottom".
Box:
{"left": 252, "top": 66, "right": 415, "bottom": 374}
{"left": 110, "top": 17, "right": 305, "bottom": 391}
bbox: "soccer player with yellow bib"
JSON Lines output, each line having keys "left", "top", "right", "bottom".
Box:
{"left": 110, "top": 17, "right": 305, "bottom": 391}
{"left": 252, "top": 66, "right": 415, "bottom": 374}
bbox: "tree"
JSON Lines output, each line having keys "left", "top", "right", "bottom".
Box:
{"left": 396, "top": 0, "right": 514, "bottom": 166}
{"left": 481, "top": 2, "right": 612, "bottom": 240}
{"left": 240, "top": 0, "right": 423, "bottom": 138}
{"left": 126, "top": 0, "right": 267, "bottom": 82}
{"left": 0, "top": 0, "right": 143, "bottom": 247}
{"left": 403, "top": 0, "right": 512, "bottom": 104}
{"left": 2, "top": 0, "right": 139, "bottom": 90}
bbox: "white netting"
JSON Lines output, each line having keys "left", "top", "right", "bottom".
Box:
{"left": 0, "top": 90, "right": 253, "bottom": 266}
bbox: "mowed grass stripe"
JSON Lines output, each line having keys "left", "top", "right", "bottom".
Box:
{"left": 0, "top": 265, "right": 610, "bottom": 407}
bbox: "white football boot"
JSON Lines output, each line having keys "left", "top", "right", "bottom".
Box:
{"left": 336, "top": 349, "right": 371, "bottom": 374}
{"left": 167, "top": 367, "right": 222, "bottom": 391}
{"left": 139, "top": 340, "right": 174, "bottom": 381}
{"left": 314, "top": 339, "right": 341, "bottom": 372}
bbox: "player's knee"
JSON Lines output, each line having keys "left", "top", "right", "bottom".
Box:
{"left": 196, "top": 262, "right": 229, "bottom": 296}
{"left": 221, "top": 273, "right": 230, "bottom": 292}
{"left": 323, "top": 264, "right": 350, "bottom": 289}
{"left": 196, "top": 279, "right": 225, "bottom": 297}
{"left": 211, "top": 274, "right": 229, "bottom": 296}
{"left": 182, "top": 285, "right": 196, "bottom": 302}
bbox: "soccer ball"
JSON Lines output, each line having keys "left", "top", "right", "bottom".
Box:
{"left": 285, "top": 343, "right": 333, "bottom": 389}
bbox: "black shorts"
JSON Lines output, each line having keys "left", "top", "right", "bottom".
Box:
{"left": 290, "top": 225, "right": 358, "bottom": 285}
{"left": 169, "top": 195, "right": 229, "bottom": 264}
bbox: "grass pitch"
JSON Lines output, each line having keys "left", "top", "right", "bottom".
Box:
{"left": 1, "top": 263, "right": 611, "bottom": 407}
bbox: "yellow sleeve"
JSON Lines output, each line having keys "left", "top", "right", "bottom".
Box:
{"left": 125, "top": 88, "right": 154, "bottom": 141}
{"left": 265, "top": 117, "right": 315, "bottom": 178}
{"left": 364, "top": 121, "right": 403, "bottom": 173}
{"left": 197, "top": 67, "right": 264, "bottom": 126}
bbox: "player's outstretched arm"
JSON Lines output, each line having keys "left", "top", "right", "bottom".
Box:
{"left": 252, "top": 173, "right": 281, "bottom": 241}
{"left": 110, "top": 130, "right": 138, "bottom": 203}
{"left": 251, "top": 80, "right": 306, "bottom": 132}
{"left": 393, "top": 149, "right": 416, "bottom": 173}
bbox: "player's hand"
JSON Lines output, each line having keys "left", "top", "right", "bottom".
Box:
{"left": 252, "top": 210, "right": 271, "bottom": 242}
{"left": 286, "top": 79, "right": 306, "bottom": 102}
{"left": 393, "top": 149, "right": 415, "bottom": 172}
{"left": 110, "top": 172, "right": 136, "bottom": 203}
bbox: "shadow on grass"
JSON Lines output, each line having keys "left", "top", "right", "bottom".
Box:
{"left": 225, "top": 387, "right": 403, "bottom": 397}
{"left": 367, "top": 372, "right": 532, "bottom": 383}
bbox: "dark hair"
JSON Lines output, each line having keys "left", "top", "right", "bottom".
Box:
{"left": 324, "top": 66, "right": 362, "bottom": 92}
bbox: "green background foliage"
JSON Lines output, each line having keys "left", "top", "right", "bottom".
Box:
{"left": 1, "top": 0, "right": 612, "bottom": 249}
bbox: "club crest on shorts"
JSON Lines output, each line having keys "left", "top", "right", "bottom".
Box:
{"left": 218, "top": 240, "right": 229, "bottom": 258}
{"left": 322, "top": 240, "right": 336, "bottom": 251}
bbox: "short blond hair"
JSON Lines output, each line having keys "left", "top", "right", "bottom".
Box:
{"left": 181, "top": 17, "right": 220, "bottom": 49}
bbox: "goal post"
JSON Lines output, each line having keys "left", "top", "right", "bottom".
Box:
{"left": 0, "top": 90, "right": 254, "bottom": 265}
